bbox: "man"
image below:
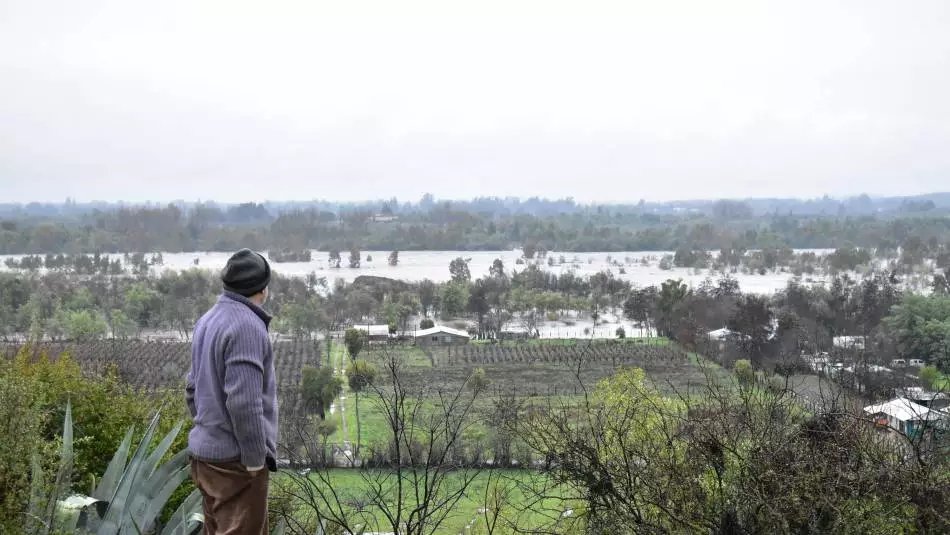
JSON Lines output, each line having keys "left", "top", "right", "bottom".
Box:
{"left": 186, "top": 248, "right": 277, "bottom": 534}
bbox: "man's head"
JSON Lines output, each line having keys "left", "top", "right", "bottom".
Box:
{"left": 221, "top": 248, "right": 271, "bottom": 304}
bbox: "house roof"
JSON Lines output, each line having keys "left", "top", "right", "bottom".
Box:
{"left": 415, "top": 325, "right": 471, "bottom": 339}
{"left": 896, "top": 387, "right": 950, "bottom": 402}
{"left": 833, "top": 335, "right": 865, "bottom": 347}
{"left": 353, "top": 324, "right": 390, "bottom": 337}
{"left": 707, "top": 328, "right": 737, "bottom": 340}
{"left": 863, "top": 397, "right": 945, "bottom": 422}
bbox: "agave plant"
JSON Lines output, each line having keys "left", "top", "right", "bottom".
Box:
{"left": 28, "top": 403, "right": 202, "bottom": 535}
{"left": 26, "top": 401, "right": 77, "bottom": 534}
{"left": 32, "top": 403, "right": 297, "bottom": 535}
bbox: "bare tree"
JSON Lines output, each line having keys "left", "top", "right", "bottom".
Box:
{"left": 276, "top": 349, "right": 489, "bottom": 535}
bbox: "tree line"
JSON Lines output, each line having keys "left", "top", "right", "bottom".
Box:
{"left": 3, "top": 200, "right": 950, "bottom": 254}
{"left": 3, "top": 254, "right": 950, "bottom": 376}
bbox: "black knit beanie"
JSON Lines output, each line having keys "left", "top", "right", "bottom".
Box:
{"left": 222, "top": 248, "right": 271, "bottom": 297}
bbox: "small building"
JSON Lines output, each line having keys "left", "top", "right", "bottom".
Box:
{"left": 896, "top": 387, "right": 950, "bottom": 411}
{"left": 414, "top": 326, "right": 471, "bottom": 347}
{"left": 833, "top": 335, "right": 866, "bottom": 350}
{"left": 352, "top": 324, "right": 391, "bottom": 342}
{"left": 864, "top": 396, "right": 949, "bottom": 439}
{"left": 707, "top": 328, "right": 738, "bottom": 341}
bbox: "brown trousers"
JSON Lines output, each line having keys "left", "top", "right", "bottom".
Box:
{"left": 190, "top": 458, "right": 269, "bottom": 535}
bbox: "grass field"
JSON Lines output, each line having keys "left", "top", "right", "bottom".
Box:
{"left": 276, "top": 468, "right": 579, "bottom": 535}
{"left": 328, "top": 338, "right": 722, "bottom": 453}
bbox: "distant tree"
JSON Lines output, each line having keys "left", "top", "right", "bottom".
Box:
{"left": 281, "top": 299, "right": 326, "bottom": 339}
{"left": 440, "top": 282, "right": 469, "bottom": 319}
{"left": 490, "top": 258, "right": 505, "bottom": 278}
{"left": 388, "top": 250, "right": 399, "bottom": 266}
{"left": 344, "top": 327, "right": 366, "bottom": 361}
{"left": 673, "top": 248, "right": 711, "bottom": 269}
{"left": 712, "top": 199, "right": 754, "bottom": 219}
{"left": 719, "top": 246, "right": 746, "bottom": 267}
{"left": 522, "top": 242, "right": 538, "bottom": 260}
{"left": 656, "top": 279, "right": 689, "bottom": 338}
{"left": 624, "top": 287, "right": 657, "bottom": 337}
{"left": 449, "top": 257, "right": 471, "bottom": 283}
{"left": 728, "top": 295, "right": 775, "bottom": 367}
{"left": 418, "top": 279, "right": 437, "bottom": 317}
{"left": 420, "top": 318, "right": 435, "bottom": 329}
{"left": 108, "top": 309, "right": 136, "bottom": 340}
{"left": 329, "top": 249, "right": 341, "bottom": 269}
{"left": 395, "top": 293, "right": 419, "bottom": 333}
{"left": 932, "top": 270, "right": 949, "bottom": 295}
{"left": 62, "top": 310, "right": 108, "bottom": 342}
{"left": 348, "top": 247, "right": 361, "bottom": 268}
{"left": 346, "top": 359, "right": 377, "bottom": 457}
{"left": 884, "top": 295, "right": 950, "bottom": 372}
{"left": 615, "top": 326, "right": 626, "bottom": 339}
{"left": 301, "top": 366, "right": 343, "bottom": 419}
{"left": 658, "top": 255, "right": 674, "bottom": 270}
{"left": 715, "top": 275, "right": 741, "bottom": 298}
{"left": 827, "top": 247, "right": 872, "bottom": 271}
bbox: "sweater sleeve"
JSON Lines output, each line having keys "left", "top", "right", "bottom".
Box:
{"left": 185, "top": 369, "right": 197, "bottom": 419}
{"left": 222, "top": 325, "right": 268, "bottom": 468}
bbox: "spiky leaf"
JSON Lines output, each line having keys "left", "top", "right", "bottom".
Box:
{"left": 160, "top": 489, "right": 203, "bottom": 535}
{"left": 93, "top": 427, "right": 134, "bottom": 502}
{"left": 97, "top": 410, "right": 162, "bottom": 534}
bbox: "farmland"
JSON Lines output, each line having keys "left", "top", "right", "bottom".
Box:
{"left": 0, "top": 339, "right": 323, "bottom": 411}
{"left": 274, "top": 469, "right": 579, "bottom": 535}
{"left": 2, "top": 336, "right": 715, "bottom": 457}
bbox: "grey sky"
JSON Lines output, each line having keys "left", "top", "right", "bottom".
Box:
{"left": 1, "top": 0, "right": 949, "bottom": 203}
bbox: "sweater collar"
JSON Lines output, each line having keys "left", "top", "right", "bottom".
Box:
{"left": 220, "top": 291, "right": 273, "bottom": 328}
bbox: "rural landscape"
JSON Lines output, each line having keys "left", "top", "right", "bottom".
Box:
{"left": 4, "top": 0, "right": 950, "bottom": 533}
{"left": 1, "top": 195, "right": 949, "bottom": 533}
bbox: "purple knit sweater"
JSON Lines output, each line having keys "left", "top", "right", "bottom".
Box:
{"left": 186, "top": 292, "right": 277, "bottom": 468}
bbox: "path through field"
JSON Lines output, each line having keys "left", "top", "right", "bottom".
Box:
{"left": 329, "top": 340, "right": 354, "bottom": 465}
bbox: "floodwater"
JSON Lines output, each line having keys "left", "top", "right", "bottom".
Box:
{"left": 0, "top": 249, "right": 834, "bottom": 295}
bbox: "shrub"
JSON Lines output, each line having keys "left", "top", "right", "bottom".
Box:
{"left": 420, "top": 318, "right": 435, "bottom": 329}
{"left": 734, "top": 359, "right": 754, "bottom": 384}
{"left": 0, "top": 346, "right": 191, "bottom": 532}
{"left": 616, "top": 326, "right": 626, "bottom": 339}
{"left": 919, "top": 365, "right": 941, "bottom": 390}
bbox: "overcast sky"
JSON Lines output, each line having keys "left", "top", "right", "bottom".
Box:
{"left": 1, "top": 0, "right": 949, "bottom": 204}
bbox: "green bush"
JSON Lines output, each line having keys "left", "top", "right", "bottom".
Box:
{"left": 0, "top": 368, "right": 48, "bottom": 532}
{"left": 734, "top": 359, "right": 754, "bottom": 384}
{"left": 0, "top": 346, "right": 191, "bottom": 532}
{"left": 919, "top": 365, "right": 941, "bottom": 390}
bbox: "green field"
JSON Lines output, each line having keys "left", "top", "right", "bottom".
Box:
{"left": 276, "top": 468, "right": 579, "bottom": 535}
{"left": 296, "top": 340, "right": 742, "bottom": 533}
{"left": 327, "top": 338, "right": 721, "bottom": 455}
